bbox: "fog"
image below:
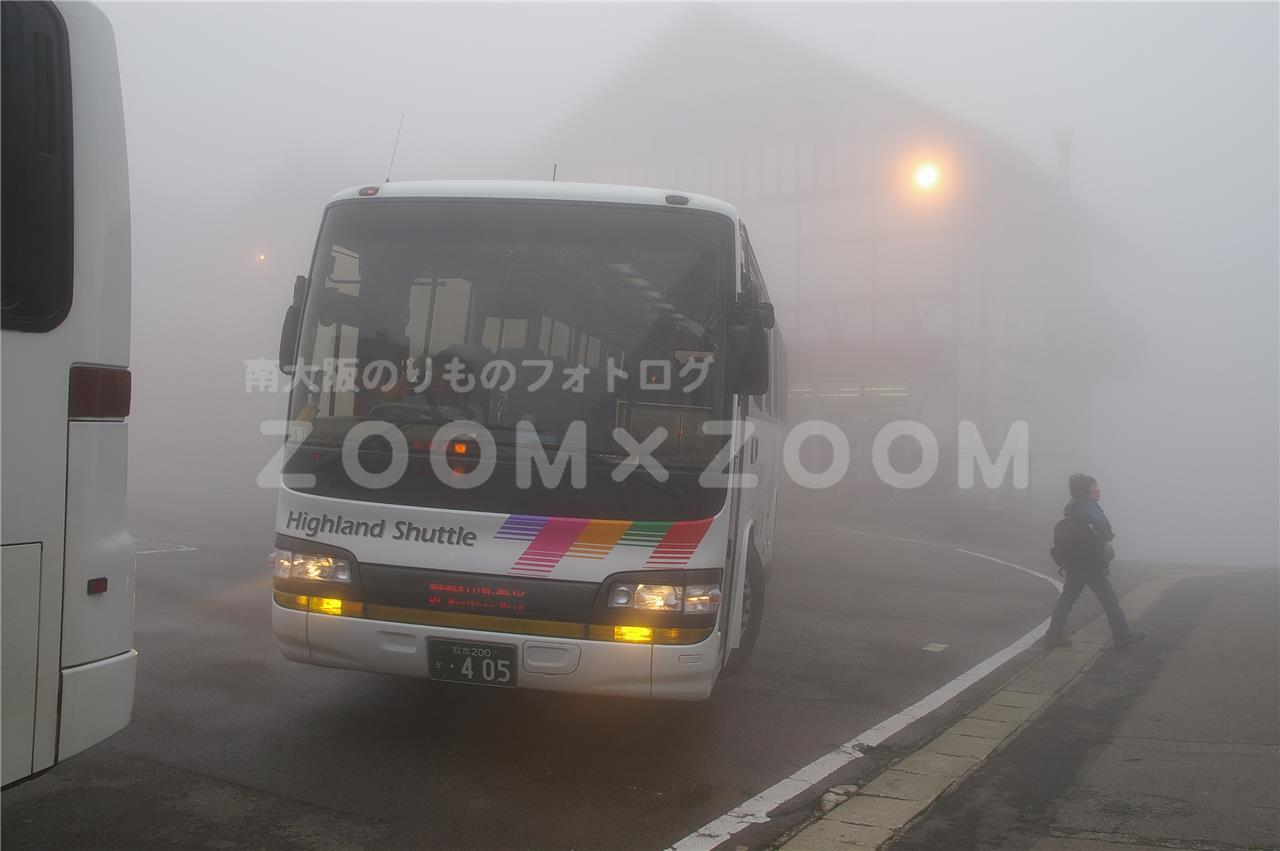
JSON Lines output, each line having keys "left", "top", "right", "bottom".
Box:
{"left": 108, "top": 3, "right": 1278, "bottom": 566}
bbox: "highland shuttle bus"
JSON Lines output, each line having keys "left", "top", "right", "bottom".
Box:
{"left": 1, "top": 1, "right": 135, "bottom": 784}
{"left": 273, "top": 181, "right": 782, "bottom": 700}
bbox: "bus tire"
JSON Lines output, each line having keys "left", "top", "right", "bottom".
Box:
{"left": 720, "top": 548, "right": 765, "bottom": 678}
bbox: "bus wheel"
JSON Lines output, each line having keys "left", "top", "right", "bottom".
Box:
{"left": 721, "top": 549, "right": 765, "bottom": 678}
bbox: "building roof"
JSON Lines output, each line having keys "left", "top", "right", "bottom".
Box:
{"left": 515, "top": 6, "right": 1097, "bottom": 227}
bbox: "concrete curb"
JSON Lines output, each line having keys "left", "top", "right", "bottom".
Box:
{"left": 777, "top": 574, "right": 1187, "bottom": 851}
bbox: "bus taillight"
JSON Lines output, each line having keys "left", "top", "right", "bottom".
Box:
{"left": 68, "top": 365, "right": 131, "bottom": 419}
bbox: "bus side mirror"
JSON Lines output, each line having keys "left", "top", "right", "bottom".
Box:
{"left": 278, "top": 275, "right": 308, "bottom": 376}
{"left": 727, "top": 309, "right": 770, "bottom": 397}
{"left": 279, "top": 305, "right": 301, "bottom": 376}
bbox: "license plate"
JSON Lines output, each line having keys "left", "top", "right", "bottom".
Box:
{"left": 428, "top": 638, "right": 517, "bottom": 688}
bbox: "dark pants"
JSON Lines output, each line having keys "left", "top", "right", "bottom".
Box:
{"left": 1048, "top": 566, "right": 1131, "bottom": 639}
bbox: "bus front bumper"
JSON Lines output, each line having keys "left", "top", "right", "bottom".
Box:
{"left": 272, "top": 603, "right": 722, "bottom": 701}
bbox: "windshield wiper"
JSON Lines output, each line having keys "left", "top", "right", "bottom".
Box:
{"left": 580, "top": 448, "right": 688, "bottom": 496}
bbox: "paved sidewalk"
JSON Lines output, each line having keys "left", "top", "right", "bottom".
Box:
{"left": 781, "top": 568, "right": 1279, "bottom": 851}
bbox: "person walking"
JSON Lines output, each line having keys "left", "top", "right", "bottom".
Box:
{"left": 1042, "top": 474, "right": 1145, "bottom": 649}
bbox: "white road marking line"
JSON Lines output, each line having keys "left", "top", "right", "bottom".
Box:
{"left": 922, "top": 643, "right": 949, "bottom": 652}
{"left": 670, "top": 746, "right": 867, "bottom": 851}
{"left": 846, "top": 619, "right": 1049, "bottom": 747}
{"left": 955, "top": 548, "right": 1063, "bottom": 592}
{"left": 820, "top": 526, "right": 950, "bottom": 549}
{"left": 135, "top": 545, "right": 199, "bottom": 555}
{"left": 669, "top": 618, "right": 1050, "bottom": 851}
{"left": 797, "top": 523, "right": 1050, "bottom": 564}
{"left": 669, "top": 536, "right": 1064, "bottom": 851}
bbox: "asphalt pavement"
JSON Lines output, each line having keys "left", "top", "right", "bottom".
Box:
{"left": 2, "top": 501, "right": 1171, "bottom": 850}
{"left": 888, "top": 568, "right": 1280, "bottom": 851}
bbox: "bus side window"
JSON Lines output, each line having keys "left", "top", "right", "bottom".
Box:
{"left": 739, "top": 223, "right": 770, "bottom": 411}
{"left": 548, "top": 320, "right": 572, "bottom": 359}
{"left": 428, "top": 278, "right": 473, "bottom": 352}
{"left": 480, "top": 315, "right": 529, "bottom": 351}
{"left": 767, "top": 335, "right": 779, "bottom": 418}
{"left": 739, "top": 223, "right": 766, "bottom": 295}
{"left": 761, "top": 338, "right": 773, "bottom": 416}
{"left": 1, "top": 1, "right": 74, "bottom": 332}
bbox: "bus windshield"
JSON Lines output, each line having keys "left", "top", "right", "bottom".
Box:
{"left": 285, "top": 198, "right": 736, "bottom": 521}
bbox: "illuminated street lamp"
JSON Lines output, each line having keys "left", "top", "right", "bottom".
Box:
{"left": 913, "top": 161, "right": 941, "bottom": 192}
{"left": 256, "top": 252, "right": 267, "bottom": 263}
{"left": 902, "top": 154, "right": 962, "bottom": 476}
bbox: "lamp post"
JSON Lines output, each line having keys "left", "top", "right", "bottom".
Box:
{"left": 907, "top": 158, "right": 961, "bottom": 488}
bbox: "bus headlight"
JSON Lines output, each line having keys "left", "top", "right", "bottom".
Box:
{"left": 632, "top": 584, "right": 683, "bottom": 611}
{"left": 591, "top": 569, "right": 722, "bottom": 644}
{"left": 270, "top": 549, "right": 352, "bottom": 583}
{"left": 683, "top": 584, "right": 722, "bottom": 614}
{"left": 609, "top": 584, "right": 635, "bottom": 607}
{"left": 605, "top": 580, "right": 720, "bottom": 614}
{"left": 608, "top": 583, "right": 680, "bottom": 611}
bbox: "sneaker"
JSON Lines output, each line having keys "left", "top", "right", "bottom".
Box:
{"left": 1039, "top": 634, "right": 1072, "bottom": 649}
{"left": 1114, "top": 631, "right": 1146, "bottom": 649}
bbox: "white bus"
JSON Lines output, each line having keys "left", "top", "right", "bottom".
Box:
{"left": 1, "top": 1, "right": 135, "bottom": 785}
{"left": 273, "top": 182, "right": 782, "bottom": 700}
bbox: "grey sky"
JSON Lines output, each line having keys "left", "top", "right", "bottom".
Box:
{"left": 106, "top": 3, "right": 1277, "bottom": 564}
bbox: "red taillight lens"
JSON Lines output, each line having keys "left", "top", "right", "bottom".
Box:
{"left": 446, "top": 437, "right": 479, "bottom": 475}
{"left": 68, "top": 365, "right": 131, "bottom": 419}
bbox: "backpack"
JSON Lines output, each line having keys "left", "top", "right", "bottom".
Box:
{"left": 1051, "top": 513, "right": 1104, "bottom": 568}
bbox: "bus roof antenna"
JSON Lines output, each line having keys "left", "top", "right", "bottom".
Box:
{"left": 552, "top": 163, "right": 558, "bottom": 182}
{"left": 385, "top": 114, "right": 405, "bottom": 183}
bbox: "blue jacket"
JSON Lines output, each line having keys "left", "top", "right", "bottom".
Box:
{"left": 1065, "top": 497, "right": 1114, "bottom": 541}
{"left": 1064, "top": 497, "right": 1116, "bottom": 568}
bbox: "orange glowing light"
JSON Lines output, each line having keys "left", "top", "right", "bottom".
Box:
{"left": 913, "top": 162, "right": 941, "bottom": 191}
{"left": 614, "top": 625, "right": 654, "bottom": 643}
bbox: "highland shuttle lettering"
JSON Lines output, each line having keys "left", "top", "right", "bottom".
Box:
{"left": 283, "top": 510, "right": 478, "bottom": 547}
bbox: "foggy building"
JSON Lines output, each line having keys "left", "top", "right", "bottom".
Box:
{"left": 512, "top": 7, "right": 1124, "bottom": 539}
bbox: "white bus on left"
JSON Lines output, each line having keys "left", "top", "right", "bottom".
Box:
{"left": 1, "top": 1, "right": 135, "bottom": 786}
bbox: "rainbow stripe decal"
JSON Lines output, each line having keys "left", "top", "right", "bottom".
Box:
{"left": 495, "top": 514, "right": 549, "bottom": 544}
{"left": 565, "top": 520, "right": 632, "bottom": 559}
{"left": 511, "top": 517, "right": 591, "bottom": 574}
{"left": 500, "top": 515, "right": 715, "bottom": 575}
{"left": 646, "top": 517, "right": 715, "bottom": 567}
